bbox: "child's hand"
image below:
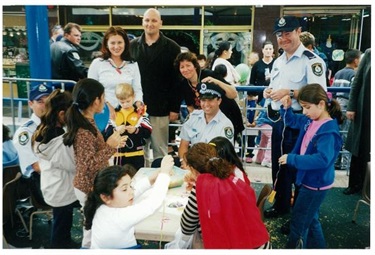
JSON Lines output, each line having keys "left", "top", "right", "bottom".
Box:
{"left": 116, "top": 125, "right": 126, "bottom": 134}
{"left": 160, "top": 155, "right": 175, "bottom": 175}
{"left": 125, "top": 125, "right": 137, "bottom": 134}
{"left": 280, "top": 95, "right": 291, "bottom": 108}
{"left": 278, "top": 154, "right": 288, "bottom": 165}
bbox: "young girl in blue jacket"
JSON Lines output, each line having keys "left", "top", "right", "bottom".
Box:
{"left": 278, "top": 83, "right": 343, "bottom": 249}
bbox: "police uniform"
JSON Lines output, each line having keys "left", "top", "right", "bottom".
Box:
{"left": 179, "top": 82, "right": 234, "bottom": 145}
{"left": 265, "top": 16, "right": 328, "bottom": 217}
{"left": 12, "top": 83, "right": 52, "bottom": 205}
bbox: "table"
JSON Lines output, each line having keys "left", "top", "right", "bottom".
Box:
{"left": 133, "top": 167, "right": 190, "bottom": 242}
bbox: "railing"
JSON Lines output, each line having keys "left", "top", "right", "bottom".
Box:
{"left": 2, "top": 77, "right": 76, "bottom": 133}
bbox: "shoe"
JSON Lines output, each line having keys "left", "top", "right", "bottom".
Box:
{"left": 245, "top": 157, "right": 253, "bottom": 163}
{"left": 343, "top": 186, "right": 361, "bottom": 195}
{"left": 264, "top": 207, "right": 288, "bottom": 218}
{"left": 255, "top": 161, "right": 262, "bottom": 164}
{"left": 280, "top": 220, "right": 291, "bottom": 235}
{"left": 261, "top": 161, "right": 272, "bottom": 168}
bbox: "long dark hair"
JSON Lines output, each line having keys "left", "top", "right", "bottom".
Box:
{"left": 101, "top": 26, "right": 133, "bottom": 61}
{"left": 298, "top": 83, "right": 343, "bottom": 124}
{"left": 185, "top": 142, "right": 233, "bottom": 179}
{"left": 33, "top": 89, "right": 72, "bottom": 151}
{"left": 63, "top": 78, "right": 105, "bottom": 146}
{"left": 84, "top": 164, "right": 136, "bottom": 230}
{"left": 209, "top": 41, "right": 231, "bottom": 69}
{"left": 209, "top": 136, "right": 245, "bottom": 173}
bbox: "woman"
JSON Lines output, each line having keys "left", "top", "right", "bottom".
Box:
{"left": 174, "top": 52, "right": 244, "bottom": 139}
{"left": 88, "top": 26, "right": 143, "bottom": 119}
{"left": 63, "top": 78, "right": 127, "bottom": 248}
{"left": 211, "top": 41, "right": 240, "bottom": 85}
{"left": 180, "top": 142, "right": 270, "bottom": 249}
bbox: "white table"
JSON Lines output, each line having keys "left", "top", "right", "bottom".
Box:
{"left": 133, "top": 167, "right": 189, "bottom": 242}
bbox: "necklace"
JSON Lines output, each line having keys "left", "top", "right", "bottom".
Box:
{"left": 108, "top": 59, "right": 126, "bottom": 74}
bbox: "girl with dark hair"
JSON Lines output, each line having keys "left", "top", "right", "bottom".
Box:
{"left": 63, "top": 78, "right": 127, "bottom": 248}
{"left": 32, "top": 89, "right": 81, "bottom": 248}
{"left": 84, "top": 155, "right": 174, "bottom": 248}
{"left": 279, "top": 83, "right": 343, "bottom": 248}
{"left": 180, "top": 142, "right": 270, "bottom": 249}
{"left": 211, "top": 41, "right": 240, "bottom": 85}
{"left": 88, "top": 26, "right": 143, "bottom": 120}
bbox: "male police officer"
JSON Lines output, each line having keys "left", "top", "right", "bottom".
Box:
{"left": 263, "top": 16, "right": 327, "bottom": 218}
{"left": 13, "top": 84, "right": 52, "bottom": 205}
{"left": 178, "top": 82, "right": 234, "bottom": 164}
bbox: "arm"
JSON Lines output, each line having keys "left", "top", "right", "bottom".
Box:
{"left": 178, "top": 139, "right": 190, "bottom": 162}
{"left": 132, "top": 62, "right": 144, "bottom": 103}
{"left": 180, "top": 186, "right": 200, "bottom": 235}
{"left": 201, "top": 76, "right": 237, "bottom": 99}
{"left": 65, "top": 50, "right": 88, "bottom": 79}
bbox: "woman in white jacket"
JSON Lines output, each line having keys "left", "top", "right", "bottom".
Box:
{"left": 33, "top": 89, "right": 80, "bottom": 248}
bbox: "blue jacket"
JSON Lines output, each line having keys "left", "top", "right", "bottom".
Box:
{"left": 280, "top": 107, "right": 343, "bottom": 188}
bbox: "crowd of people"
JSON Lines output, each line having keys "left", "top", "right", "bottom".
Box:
{"left": 4, "top": 10, "right": 370, "bottom": 250}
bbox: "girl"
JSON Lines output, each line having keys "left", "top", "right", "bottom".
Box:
{"left": 88, "top": 26, "right": 143, "bottom": 120}
{"left": 84, "top": 155, "right": 174, "bottom": 249}
{"left": 279, "top": 83, "right": 343, "bottom": 248}
{"left": 63, "top": 78, "right": 127, "bottom": 248}
{"left": 180, "top": 142, "right": 270, "bottom": 249}
{"left": 32, "top": 89, "right": 80, "bottom": 248}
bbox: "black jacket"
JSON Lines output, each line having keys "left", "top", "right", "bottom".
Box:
{"left": 130, "top": 32, "right": 181, "bottom": 116}
{"left": 50, "top": 38, "right": 88, "bottom": 81}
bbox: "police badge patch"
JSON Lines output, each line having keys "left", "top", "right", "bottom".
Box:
{"left": 18, "top": 131, "right": 29, "bottom": 146}
{"left": 311, "top": 63, "right": 323, "bottom": 76}
{"left": 224, "top": 127, "right": 234, "bottom": 139}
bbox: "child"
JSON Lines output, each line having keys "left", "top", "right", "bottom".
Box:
{"left": 84, "top": 155, "right": 174, "bottom": 249}
{"left": 279, "top": 83, "right": 343, "bottom": 248}
{"left": 105, "top": 83, "right": 152, "bottom": 170}
{"left": 63, "top": 78, "right": 127, "bottom": 248}
{"left": 32, "top": 89, "right": 80, "bottom": 248}
{"left": 244, "top": 93, "right": 258, "bottom": 163}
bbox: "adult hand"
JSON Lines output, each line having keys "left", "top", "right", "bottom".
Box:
{"left": 263, "top": 88, "right": 272, "bottom": 99}
{"left": 169, "top": 112, "right": 179, "bottom": 121}
{"left": 107, "top": 131, "right": 127, "bottom": 148}
{"left": 270, "top": 88, "right": 288, "bottom": 102}
{"left": 280, "top": 95, "right": 291, "bottom": 108}
{"left": 346, "top": 111, "right": 356, "bottom": 121}
{"left": 278, "top": 154, "right": 288, "bottom": 165}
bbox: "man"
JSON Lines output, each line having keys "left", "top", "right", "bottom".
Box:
{"left": 331, "top": 49, "right": 361, "bottom": 173}
{"left": 178, "top": 82, "right": 234, "bottom": 162}
{"left": 130, "top": 8, "right": 181, "bottom": 167}
{"left": 13, "top": 83, "right": 53, "bottom": 206}
{"left": 50, "top": 22, "right": 88, "bottom": 82}
{"left": 263, "top": 16, "right": 327, "bottom": 218}
{"left": 49, "top": 24, "right": 64, "bottom": 45}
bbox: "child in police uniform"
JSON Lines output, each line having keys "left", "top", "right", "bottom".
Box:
{"left": 104, "top": 83, "right": 152, "bottom": 170}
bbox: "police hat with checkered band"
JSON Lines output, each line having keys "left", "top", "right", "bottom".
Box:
{"left": 197, "top": 82, "right": 224, "bottom": 99}
{"left": 273, "top": 16, "right": 301, "bottom": 34}
{"left": 29, "top": 84, "right": 53, "bottom": 101}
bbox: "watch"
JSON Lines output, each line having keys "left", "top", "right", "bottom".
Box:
{"left": 289, "top": 90, "right": 295, "bottom": 98}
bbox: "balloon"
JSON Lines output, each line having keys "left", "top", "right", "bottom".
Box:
{"left": 235, "top": 63, "right": 250, "bottom": 84}
{"left": 94, "top": 103, "right": 110, "bottom": 132}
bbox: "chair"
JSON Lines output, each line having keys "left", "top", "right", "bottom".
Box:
{"left": 29, "top": 191, "right": 53, "bottom": 240}
{"left": 256, "top": 184, "right": 272, "bottom": 221}
{"left": 352, "top": 162, "right": 370, "bottom": 223}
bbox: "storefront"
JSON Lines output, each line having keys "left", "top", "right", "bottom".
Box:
{"left": 2, "top": 5, "right": 371, "bottom": 81}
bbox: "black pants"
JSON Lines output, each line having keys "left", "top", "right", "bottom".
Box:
{"left": 51, "top": 200, "right": 81, "bottom": 248}
{"left": 271, "top": 119, "right": 299, "bottom": 213}
{"left": 348, "top": 155, "right": 367, "bottom": 190}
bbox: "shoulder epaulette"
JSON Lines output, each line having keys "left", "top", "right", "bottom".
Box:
{"left": 23, "top": 120, "right": 34, "bottom": 127}
{"left": 303, "top": 50, "right": 317, "bottom": 60}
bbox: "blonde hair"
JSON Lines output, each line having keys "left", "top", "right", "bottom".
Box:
{"left": 115, "top": 83, "right": 134, "bottom": 100}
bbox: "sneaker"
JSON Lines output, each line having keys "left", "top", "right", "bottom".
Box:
{"left": 245, "top": 157, "right": 253, "bottom": 163}
{"left": 261, "top": 161, "right": 272, "bottom": 168}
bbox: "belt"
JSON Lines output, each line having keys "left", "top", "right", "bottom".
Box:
{"left": 303, "top": 184, "right": 333, "bottom": 191}
{"left": 114, "top": 150, "right": 144, "bottom": 157}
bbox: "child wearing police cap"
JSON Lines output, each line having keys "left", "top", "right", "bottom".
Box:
{"left": 103, "top": 83, "right": 152, "bottom": 170}
{"left": 13, "top": 83, "right": 53, "bottom": 205}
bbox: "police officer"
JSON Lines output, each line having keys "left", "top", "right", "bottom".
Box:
{"left": 178, "top": 82, "right": 234, "bottom": 164}
{"left": 13, "top": 83, "right": 53, "bottom": 205}
{"left": 263, "top": 16, "right": 327, "bottom": 218}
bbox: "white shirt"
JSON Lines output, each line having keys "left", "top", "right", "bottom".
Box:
{"left": 88, "top": 58, "right": 143, "bottom": 108}
{"left": 90, "top": 173, "right": 170, "bottom": 249}
{"left": 212, "top": 58, "right": 240, "bottom": 85}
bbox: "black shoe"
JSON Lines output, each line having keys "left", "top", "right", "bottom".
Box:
{"left": 264, "top": 207, "right": 288, "bottom": 218}
{"left": 280, "top": 220, "right": 291, "bottom": 235}
{"left": 343, "top": 186, "right": 361, "bottom": 195}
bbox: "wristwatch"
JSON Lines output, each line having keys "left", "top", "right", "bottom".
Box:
{"left": 289, "top": 89, "right": 295, "bottom": 98}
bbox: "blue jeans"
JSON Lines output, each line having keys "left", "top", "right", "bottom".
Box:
{"left": 287, "top": 186, "right": 328, "bottom": 249}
